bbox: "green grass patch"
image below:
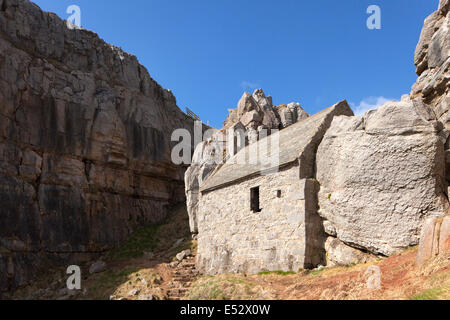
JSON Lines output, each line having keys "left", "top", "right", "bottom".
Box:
{"left": 410, "top": 285, "right": 450, "bottom": 300}
{"left": 87, "top": 267, "right": 139, "bottom": 300}
{"left": 189, "top": 276, "right": 262, "bottom": 300}
{"left": 258, "top": 270, "right": 296, "bottom": 276}
{"left": 106, "top": 225, "right": 160, "bottom": 261}
{"left": 105, "top": 203, "right": 192, "bottom": 261}
{"left": 310, "top": 268, "right": 326, "bottom": 276}
{"left": 411, "top": 270, "right": 450, "bottom": 300}
{"left": 189, "top": 280, "right": 224, "bottom": 300}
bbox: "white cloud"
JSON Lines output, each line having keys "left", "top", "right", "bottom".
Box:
{"left": 241, "top": 81, "right": 260, "bottom": 91}
{"left": 350, "top": 96, "right": 394, "bottom": 116}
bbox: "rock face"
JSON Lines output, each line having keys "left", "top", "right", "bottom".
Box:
{"left": 412, "top": 0, "right": 449, "bottom": 125}
{"left": 412, "top": 0, "right": 450, "bottom": 179}
{"left": 0, "top": 0, "right": 197, "bottom": 291}
{"left": 412, "top": 0, "right": 450, "bottom": 265}
{"left": 185, "top": 137, "right": 222, "bottom": 234}
{"left": 277, "top": 103, "right": 309, "bottom": 128}
{"left": 317, "top": 98, "right": 448, "bottom": 256}
{"left": 416, "top": 215, "right": 450, "bottom": 265}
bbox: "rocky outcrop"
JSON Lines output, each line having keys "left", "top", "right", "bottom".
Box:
{"left": 416, "top": 215, "right": 450, "bottom": 265}
{"left": 185, "top": 137, "right": 222, "bottom": 234}
{"left": 276, "top": 103, "right": 309, "bottom": 128}
{"left": 0, "top": 0, "right": 198, "bottom": 291}
{"left": 411, "top": 0, "right": 449, "bottom": 157}
{"left": 412, "top": 0, "right": 449, "bottom": 125}
{"left": 223, "top": 89, "right": 309, "bottom": 131}
{"left": 324, "top": 237, "right": 376, "bottom": 267}
{"left": 316, "top": 97, "right": 448, "bottom": 256}
{"left": 411, "top": 0, "right": 450, "bottom": 265}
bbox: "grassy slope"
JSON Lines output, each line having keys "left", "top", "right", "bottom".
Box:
{"left": 9, "top": 203, "right": 194, "bottom": 300}
{"left": 188, "top": 248, "right": 450, "bottom": 300}
{"left": 8, "top": 203, "right": 450, "bottom": 300}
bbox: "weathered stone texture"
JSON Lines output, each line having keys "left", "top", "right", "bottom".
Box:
{"left": 441, "top": 215, "right": 450, "bottom": 252}
{"left": 185, "top": 137, "right": 223, "bottom": 234}
{"left": 324, "top": 237, "right": 376, "bottom": 267}
{"left": 416, "top": 215, "right": 450, "bottom": 265}
{"left": 0, "top": 0, "right": 196, "bottom": 291}
{"left": 411, "top": 0, "right": 449, "bottom": 129}
{"left": 224, "top": 90, "right": 278, "bottom": 131}
{"left": 317, "top": 99, "right": 448, "bottom": 256}
{"left": 197, "top": 164, "right": 325, "bottom": 275}
{"left": 223, "top": 89, "right": 308, "bottom": 132}
{"left": 277, "top": 103, "right": 309, "bottom": 128}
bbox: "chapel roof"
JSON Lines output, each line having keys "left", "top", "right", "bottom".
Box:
{"left": 200, "top": 100, "right": 353, "bottom": 192}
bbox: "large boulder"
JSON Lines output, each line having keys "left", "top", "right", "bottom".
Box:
{"left": 317, "top": 98, "right": 448, "bottom": 256}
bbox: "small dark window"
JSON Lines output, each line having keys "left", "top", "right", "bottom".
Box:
{"left": 250, "top": 186, "right": 261, "bottom": 212}
{"left": 277, "top": 190, "right": 282, "bottom": 198}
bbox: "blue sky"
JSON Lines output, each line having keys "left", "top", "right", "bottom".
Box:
{"left": 33, "top": 0, "right": 436, "bottom": 128}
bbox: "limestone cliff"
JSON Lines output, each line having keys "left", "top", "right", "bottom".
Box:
{"left": 411, "top": 0, "right": 450, "bottom": 187}
{"left": 411, "top": 0, "right": 449, "bottom": 122}
{"left": 0, "top": 0, "right": 197, "bottom": 291}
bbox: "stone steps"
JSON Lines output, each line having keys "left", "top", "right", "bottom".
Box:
{"left": 167, "top": 288, "right": 189, "bottom": 300}
{"left": 173, "top": 277, "right": 191, "bottom": 282}
{"left": 164, "top": 255, "right": 200, "bottom": 300}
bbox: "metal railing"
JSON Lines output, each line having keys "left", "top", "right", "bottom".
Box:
{"left": 186, "top": 107, "right": 201, "bottom": 121}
